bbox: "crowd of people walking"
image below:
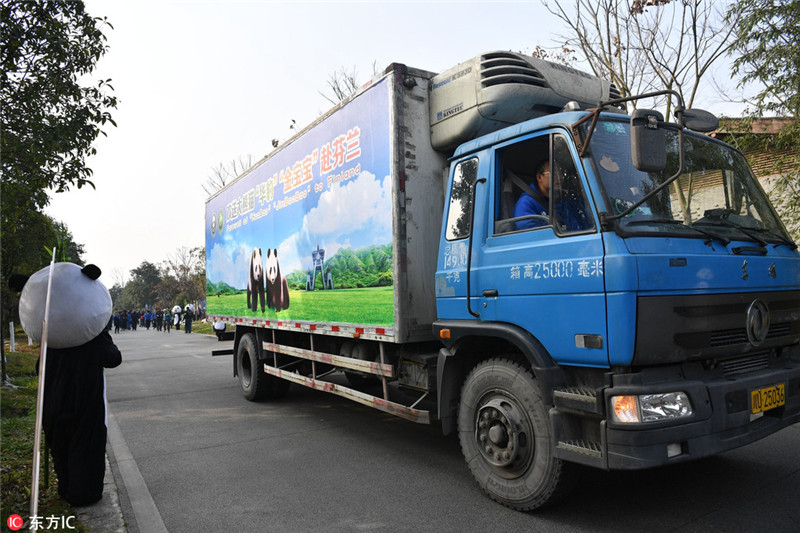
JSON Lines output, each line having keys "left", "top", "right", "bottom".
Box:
{"left": 111, "top": 304, "right": 199, "bottom": 334}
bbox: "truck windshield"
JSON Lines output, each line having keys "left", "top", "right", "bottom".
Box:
{"left": 585, "top": 118, "right": 792, "bottom": 247}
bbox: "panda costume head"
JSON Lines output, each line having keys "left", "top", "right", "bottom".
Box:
{"left": 10, "top": 263, "right": 112, "bottom": 349}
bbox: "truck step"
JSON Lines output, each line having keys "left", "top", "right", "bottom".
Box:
{"left": 556, "top": 440, "right": 605, "bottom": 468}
{"left": 557, "top": 439, "right": 602, "bottom": 457}
{"left": 553, "top": 387, "right": 602, "bottom": 414}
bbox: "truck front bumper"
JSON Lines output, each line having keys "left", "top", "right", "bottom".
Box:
{"left": 602, "top": 352, "right": 800, "bottom": 470}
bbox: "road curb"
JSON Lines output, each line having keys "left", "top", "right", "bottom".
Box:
{"left": 106, "top": 410, "right": 168, "bottom": 533}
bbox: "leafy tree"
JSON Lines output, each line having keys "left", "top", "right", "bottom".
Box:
{"left": 108, "top": 283, "right": 124, "bottom": 305}
{"left": 1, "top": 0, "right": 117, "bottom": 209}
{"left": 43, "top": 222, "right": 86, "bottom": 264}
{"left": 727, "top": 0, "right": 800, "bottom": 120}
{"left": 1, "top": 214, "right": 84, "bottom": 325}
{"left": 725, "top": 0, "right": 800, "bottom": 241}
{"left": 157, "top": 247, "right": 206, "bottom": 308}
{"left": 119, "top": 261, "right": 161, "bottom": 309}
{"left": 0, "top": 0, "right": 113, "bottom": 317}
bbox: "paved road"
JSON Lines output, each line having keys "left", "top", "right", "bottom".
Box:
{"left": 105, "top": 330, "right": 800, "bottom": 533}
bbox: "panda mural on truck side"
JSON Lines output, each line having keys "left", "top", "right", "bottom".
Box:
{"left": 247, "top": 247, "right": 265, "bottom": 313}
{"left": 265, "top": 248, "right": 290, "bottom": 312}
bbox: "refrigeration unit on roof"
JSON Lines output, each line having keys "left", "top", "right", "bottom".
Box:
{"left": 429, "top": 51, "right": 621, "bottom": 151}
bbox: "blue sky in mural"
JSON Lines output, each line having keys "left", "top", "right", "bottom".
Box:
{"left": 206, "top": 79, "right": 392, "bottom": 289}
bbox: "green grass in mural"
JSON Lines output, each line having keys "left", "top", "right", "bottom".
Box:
{"left": 206, "top": 286, "right": 394, "bottom": 326}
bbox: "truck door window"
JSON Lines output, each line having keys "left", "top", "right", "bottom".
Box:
{"left": 494, "top": 134, "right": 594, "bottom": 235}
{"left": 445, "top": 158, "right": 479, "bottom": 240}
{"left": 494, "top": 135, "right": 550, "bottom": 234}
{"left": 551, "top": 134, "right": 596, "bottom": 234}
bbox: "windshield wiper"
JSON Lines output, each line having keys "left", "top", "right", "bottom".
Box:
{"left": 739, "top": 227, "right": 799, "bottom": 251}
{"left": 696, "top": 208, "right": 797, "bottom": 250}
{"left": 694, "top": 220, "right": 768, "bottom": 247}
{"left": 626, "top": 219, "right": 731, "bottom": 246}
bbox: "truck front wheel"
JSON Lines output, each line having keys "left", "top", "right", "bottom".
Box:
{"left": 458, "top": 358, "right": 575, "bottom": 511}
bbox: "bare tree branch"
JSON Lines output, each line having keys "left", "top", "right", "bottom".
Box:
{"left": 318, "top": 61, "right": 382, "bottom": 106}
{"left": 202, "top": 155, "right": 253, "bottom": 196}
{"left": 545, "top": 0, "right": 736, "bottom": 117}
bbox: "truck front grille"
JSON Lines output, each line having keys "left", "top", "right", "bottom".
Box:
{"left": 634, "top": 290, "right": 800, "bottom": 366}
{"left": 718, "top": 353, "right": 770, "bottom": 376}
{"left": 710, "top": 322, "right": 793, "bottom": 347}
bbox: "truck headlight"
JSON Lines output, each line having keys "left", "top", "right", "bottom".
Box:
{"left": 610, "top": 392, "right": 693, "bottom": 424}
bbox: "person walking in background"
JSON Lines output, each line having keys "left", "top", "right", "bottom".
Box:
{"left": 184, "top": 304, "right": 194, "bottom": 334}
{"left": 173, "top": 306, "right": 182, "bottom": 331}
{"left": 164, "top": 309, "right": 172, "bottom": 333}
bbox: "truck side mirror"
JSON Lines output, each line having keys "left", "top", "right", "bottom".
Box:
{"left": 631, "top": 109, "right": 666, "bottom": 172}
{"left": 679, "top": 108, "right": 719, "bottom": 133}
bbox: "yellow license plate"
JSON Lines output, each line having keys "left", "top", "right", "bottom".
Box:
{"left": 750, "top": 383, "right": 785, "bottom": 414}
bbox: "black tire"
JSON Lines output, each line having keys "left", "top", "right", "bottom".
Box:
{"left": 236, "top": 333, "right": 289, "bottom": 401}
{"left": 458, "top": 358, "right": 575, "bottom": 511}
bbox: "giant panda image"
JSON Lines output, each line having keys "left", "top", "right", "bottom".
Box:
{"left": 9, "top": 263, "right": 121, "bottom": 506}
{"left": 247, "top": 247, "right": 265, "bottom": 313}
{"left": 265, "top": 248, "right": 290, "bottom": 312}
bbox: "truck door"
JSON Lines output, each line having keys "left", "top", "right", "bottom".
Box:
{"left": 478, "top": 131, "right": 608, "bottom": 367}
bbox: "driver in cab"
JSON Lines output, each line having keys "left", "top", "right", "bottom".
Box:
{"left": 513, "top": 160, "right": 550, "bottom": 231}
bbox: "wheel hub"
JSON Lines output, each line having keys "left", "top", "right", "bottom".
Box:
{"left": 475, "top": 398, "right": 528, "bottom": 468}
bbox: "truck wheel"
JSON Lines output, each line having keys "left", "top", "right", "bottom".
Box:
{"left": 236, "top": 333, "right": 289, "bottom": 401}
{"left": 458, "top": 358, "right": 575, "bottom": 511}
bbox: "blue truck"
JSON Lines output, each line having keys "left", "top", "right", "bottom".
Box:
{"left": 205, "top": 51, "right": 800, "bottom": 510}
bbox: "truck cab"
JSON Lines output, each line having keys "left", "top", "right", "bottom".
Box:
{"left": 432, "top": 55, "right": 800, "bottom": 510}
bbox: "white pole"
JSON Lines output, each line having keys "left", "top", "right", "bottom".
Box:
{"left": 30, "top": 249, "right": 56, "bottom": 520}
{"left": 9, "top": 321, "right": 15, "bottom": 352}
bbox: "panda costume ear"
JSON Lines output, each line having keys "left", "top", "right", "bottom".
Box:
{"left": 82, "top": 264, "right": 102, "bottom": 280}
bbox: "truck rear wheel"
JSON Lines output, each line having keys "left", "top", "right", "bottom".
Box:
{"left": 458, "top": 358, "right": 575, "bottom": 511}
{"left": 236, "top": 333, "right": 289, "bottom": 401}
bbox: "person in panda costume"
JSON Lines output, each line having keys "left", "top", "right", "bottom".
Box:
{"left": 9, "top": 263, "right": 122, "bottom": 506}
